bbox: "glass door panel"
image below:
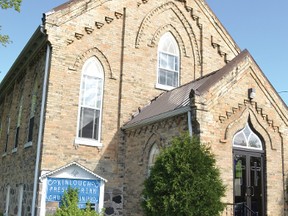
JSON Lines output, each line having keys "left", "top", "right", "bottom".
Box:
{"left": 250, "top": 156, "right": 263, "bottom": 216}
{"left": 234, "top": 154, "right": 247, "bottom": 216}
{"left": 234, "top": 152, "right": 264, "bottom": 216}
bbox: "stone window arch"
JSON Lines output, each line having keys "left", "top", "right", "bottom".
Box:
{"left": 156, "top": 32, "right": 180, "bottom": 90}
{"left": 75, "top": 56, "right": 104, "bottom": 147}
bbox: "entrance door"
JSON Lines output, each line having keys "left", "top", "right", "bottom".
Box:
{"left": 234, "top": 152, "right": 265, "bottom": 216}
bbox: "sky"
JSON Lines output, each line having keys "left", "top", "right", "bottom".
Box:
{"left": 0, "top": 0, "right": 287, "bottom": 105}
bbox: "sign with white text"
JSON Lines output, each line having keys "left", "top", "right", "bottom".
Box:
{"left": 46, "top": 177, "right": 100, "bottom": 209}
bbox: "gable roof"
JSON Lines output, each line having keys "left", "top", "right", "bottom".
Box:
{"left": 123, "top": 49, "right": 287, "bottom": 129}
{"left": 40, "top": 161, "right": 107, "bottom": 182}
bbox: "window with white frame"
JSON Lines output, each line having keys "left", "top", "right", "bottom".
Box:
{"left": 233, "top": 123, "right": 263, "bottom": 150}
{"left": 4, "top": 115, "right": 10, "bottom": 153}
{"left": 5, "top": 185, "right": 11, "bottom": 216}
{"left": 148, "top": 144, "right": 160, "bottom": 176}
{"left": 4, "top": 95, "right": 12, "bottom": 154}
{"left": 76, "top": 57, "right": 104, "bottom": 146}
{"left": 17, "top": 185, "right": 24, "bottom": 216}
{"left": 157, "top": 32, "right": 180, "bottom": 90}
{"left": 26, "top": 75, "right": 38, "bottom": 146}
{"left": 14, "top": 88, "right": 24, "bottom": 150}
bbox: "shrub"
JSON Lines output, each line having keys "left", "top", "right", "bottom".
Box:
{"left": 142, "top": 133, "right": 226, "bottom": 216}
{"left": 54, "top": 187, "right": 103, "bottom": 216}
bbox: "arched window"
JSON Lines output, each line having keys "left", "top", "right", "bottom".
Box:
{"left": 76, "top": 57, "right": 104, "bottom": 146}
{"left": 25, "top": 75, "right": 39, "bottom": 147}
{"left": 233, "top": 123, "right": 262, "bottom": 150}
{"left": 148, "top": 144, "right": 160, "bottom": 176}
{"left": 157, "top": 32, "right": 180, "bottom": 90}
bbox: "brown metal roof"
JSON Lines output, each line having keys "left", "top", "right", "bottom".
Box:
{"left": 124, "top": 50, "right": 250, "bottom": 129}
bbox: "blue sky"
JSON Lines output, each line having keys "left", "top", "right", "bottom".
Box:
{"left": 0, "top": 0, "right": 287, "bottom": 105}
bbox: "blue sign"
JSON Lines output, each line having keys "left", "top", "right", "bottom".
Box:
{"left": 46, "top": 177, "right": 100, "bottom": 208}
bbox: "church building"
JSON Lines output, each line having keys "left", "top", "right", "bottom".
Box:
{"left": 0, "top": 0, "right": 287, "bottom": 215}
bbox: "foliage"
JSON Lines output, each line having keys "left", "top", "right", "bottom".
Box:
{"left": 54, "top": 187, "right": 103, "bottom": 216}
{"left": 0, "top": 27, "right": 11, "bottom": 47}
{"left": 142, "top": 133, "right": 226, "bottom": 216}
{"left": 0, "top": 0, "right": 22, "bottom": 46}
{"left": 0, "top": 0, "right": 22, "bottom": 11}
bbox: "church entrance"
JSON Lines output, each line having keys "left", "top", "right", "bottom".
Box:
{"left": 233, "top": 123, "right": 266, "bottom": 216}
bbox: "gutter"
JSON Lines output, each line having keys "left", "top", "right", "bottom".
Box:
{"left": 31, "top": 27, "right": 51, "bottom": 216}
{"left": 122, "top": 106, "right": 191, "bottom": 130}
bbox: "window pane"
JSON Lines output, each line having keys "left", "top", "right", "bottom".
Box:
{"left": 166, "top": 71, "right": 173, "bottom": 86}
{"left": 158, "top": 69, "right": 167, "bottom": 85}
{"left": 159, "top": 53, "right": 168, "bottom": 69}
{"left": 28, "top": 117, "right": 34, "bottom": 142}
{"left": 174, "top": 56, "right": 179, "bottom": 71}
{"left": 94, "top": 110, "right": 100, "bottom": 140}
{"left": 96, "top": 79, "right": 103, "bottom": 109}
{"left": 82, "top": 76, "right": 98, "bottom": 108}
{"left": 14, "top": 127, "right": 20, "bottom": 148}
{"left": 79, "top": 108, "right": 100, "bottom": 140}
{"left": 79, "top": 107, "right": 94, "bottom": 139}
{"left": 249, "top": 134, "right": 262, "bottom": 149}
{"left": 167, "top": 54, "right": 175, "bottom": 71}
{"left": 172, "top": 72, "right": 178, "bottom": 87}
{"left": 234, "top": 133, "right": 246, "bottom": 147}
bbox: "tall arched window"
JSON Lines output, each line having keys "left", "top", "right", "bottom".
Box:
{"left": 233, "top": 123, "right": 262, "bottom": 150}
{"left": 157, "top": 32, "right": 180, "bottom": 90}
{"left": 148, "top": 144, "right": 160, "bottom": 176}
{"left": 25, "top": 75, "right": 39, "bottom": 147}
{"left": 76, "top": 57, "right": 104, "bottom": 146}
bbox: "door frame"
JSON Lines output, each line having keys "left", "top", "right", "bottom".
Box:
{"left": 233, "top": 148, "right": 266, "bottom": 216}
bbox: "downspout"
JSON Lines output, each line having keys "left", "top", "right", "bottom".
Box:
{"left": 117, "top": 7, "right": 126, "bottom": 130}
{"left": 31, "top": 28, "right": 51, "bottom": 216}
{"left": 280, "top": 133, "right": 286, "bottom": 214}
{"left": 188, "top": 110, "right": 193, "bottom": 137}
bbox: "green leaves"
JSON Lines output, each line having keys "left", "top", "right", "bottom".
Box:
{"left": 0, "top": 0, "right": 22, "bottom": 12}
{"left": 0, "top": 0, "right": 22, "bottom": 46}
{"left": 142, "top": 133, "right": 226, "bottom": 216}
{"left": 0, "top": 31, "right": 11, "bottom": 47}
{"left": 54, "top": 187, "right": 103, "bottom": 216}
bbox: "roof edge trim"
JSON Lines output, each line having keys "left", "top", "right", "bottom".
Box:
{"left": 123, "top": 106, "right": 191, "bottom": 130}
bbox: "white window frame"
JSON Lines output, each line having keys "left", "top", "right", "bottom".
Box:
{"left": 17, "top": 185, "right": 24, "bottom": 216}
{"left": 5, "top": 185, "right": 11, "bottom": 216}
{"left": 13, "top": 92, "right": 24, "bottom": 152}
{"left": 233, "top": 123, "right": 263, "bottom": 150}
{"left": 75, "top": 57, "right": 104, "bottom": 147}
{"left": 156, "top": 32, "right": 180, "bottom": 90}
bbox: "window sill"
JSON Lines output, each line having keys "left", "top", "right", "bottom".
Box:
{"left": 24, "top": 141, "right": 32, "bottom": 148}
{"left": 12, "top": 148, "right": 17, "bottom": 153}
{"left": 74, "top": 137, "right": 103, "bottom": 147}
{"left": 155, "top": 83, "right": 176, "bottom": 91}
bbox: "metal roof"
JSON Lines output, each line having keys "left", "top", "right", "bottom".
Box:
{"left": 123, "top": 50, "right": 250, "bottom": 129}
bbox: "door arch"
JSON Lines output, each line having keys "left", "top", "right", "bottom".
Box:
{"left": 233, "top": 123, "right": 266, "bottom": 216}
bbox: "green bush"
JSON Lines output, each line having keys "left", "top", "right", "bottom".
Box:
{"left": 142, "top": 133, "right": 226, "bottom": 216}
{"left": 54, "top": 187, "right": 103, "bottom": 216}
